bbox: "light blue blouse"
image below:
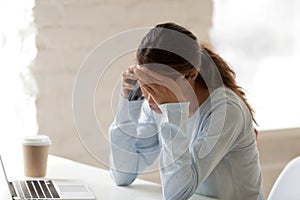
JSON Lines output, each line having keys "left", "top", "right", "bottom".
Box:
{"left": 109, "top": 87, "right": 265, "bottom": 200}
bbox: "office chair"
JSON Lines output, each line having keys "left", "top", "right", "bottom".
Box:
{"left": 268, "top": 156, "right": 300, "bottom": 200}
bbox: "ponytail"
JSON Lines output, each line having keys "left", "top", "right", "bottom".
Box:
{"left": 200, "top": 43, "right": 258, "bottom": 138}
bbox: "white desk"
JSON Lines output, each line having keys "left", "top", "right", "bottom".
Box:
{"left": 2, "top": 154, "right": 163, "bottom": 200}
{"left": 2, "top": 153, "right": 217, "bottom": 200}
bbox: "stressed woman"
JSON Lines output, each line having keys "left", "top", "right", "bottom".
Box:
{"left": 109, "top": 22, "right": 265, "bottom": 200}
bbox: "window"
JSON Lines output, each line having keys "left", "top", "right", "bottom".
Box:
{"left": 0, "top": 0, "right": 37, "bottom": 153}
{"left": 211, "top": 0, "right": 300, "bottom": 130}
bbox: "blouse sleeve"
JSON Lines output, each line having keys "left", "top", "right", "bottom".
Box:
{"left": 157, "top": 101, "right": 244, "bottom": 200}
{"left": 109, "top": 96, "right": 160, "bottom": 186}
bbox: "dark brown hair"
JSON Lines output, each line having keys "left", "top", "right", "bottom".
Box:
{"left": 136, "top": 22, "right": 258, "bottom": 137}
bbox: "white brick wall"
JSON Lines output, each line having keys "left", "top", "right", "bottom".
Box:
{"left": 33, "top": 0, "right": 212, "bottom": 181}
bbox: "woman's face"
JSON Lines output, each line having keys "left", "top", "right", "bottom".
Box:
{"left": 139, "top": 77, "right": 196, "bottom": 114}
{"left": 136, "top": 66, "right": 198, "bottom": 114}
{"left": 140, "top": 86, "right": 163, "bottom": 114}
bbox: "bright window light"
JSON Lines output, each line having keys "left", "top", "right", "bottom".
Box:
{"left": 211, "top": 0, "right": 300, "bottom": 130}
{"left": 0, "top": 0, "right": 37, "bottom": 154}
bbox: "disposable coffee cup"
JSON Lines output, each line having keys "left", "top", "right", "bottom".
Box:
{"left": 22, "top": 135, "right": 52, "bottom": 177}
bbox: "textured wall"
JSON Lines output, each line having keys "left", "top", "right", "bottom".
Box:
{"left": 32, "top": 0, "right": 212, "bottom": 182}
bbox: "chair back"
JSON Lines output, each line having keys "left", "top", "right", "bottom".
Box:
{"left": 268, "top": 156, "right": 300, "bottom": 200}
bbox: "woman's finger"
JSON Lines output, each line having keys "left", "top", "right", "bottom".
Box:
{"left": 122, "top": 71, "right": 138, "bottom": 82}
{"left": 135, "top": 69, "right": 157, "bottom": 84}
{"left": 138, "top": 79, "right": 156, "bottom": 95}
{"left": 136, "top": 68, "right": 182, "bottom": 95}
{"left": 140, "top": 67, "right": 164, "bottom": 80}
{"left": 135, "top": 67, "right": 163, "bottom": 82}
{"left": 122, "top": 82, "right": 136, "bottom": 90}
{"left": 139, "top": 66, "right": 180, "bottom": 81}
{"left": 128, "top": 64, "right": 137, "bottom": 73}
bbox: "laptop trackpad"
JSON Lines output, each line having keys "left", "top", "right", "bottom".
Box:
{"left": 54, "top": 180, "right": 95, "bottom": 199}
{"left": 58, "top": 185, "right": 88, "bottom": 193}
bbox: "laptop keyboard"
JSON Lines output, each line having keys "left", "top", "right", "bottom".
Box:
{"left": 15, "top": 180, "right": 60, "bottom": 199}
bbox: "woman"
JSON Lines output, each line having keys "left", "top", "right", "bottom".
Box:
{"left": 109, "top": 22, "right": 265, "bottom": 200}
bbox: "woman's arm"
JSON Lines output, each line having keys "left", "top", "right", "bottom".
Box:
{"left": 109, "top": 96, "right": 160, "bottom": 186}
{"left": 157, "top": 101, "right": 244, "bottom": 200}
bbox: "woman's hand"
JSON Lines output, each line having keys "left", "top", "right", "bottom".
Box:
{"left": 121, "top": 65, "right": 138, "bottom": 99}
{"left": 134, "top": 67, "right": 187, "bottom": 105}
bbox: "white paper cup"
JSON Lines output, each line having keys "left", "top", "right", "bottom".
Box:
{"left": 22, "top": 135, "right": 52, "bottom": 177}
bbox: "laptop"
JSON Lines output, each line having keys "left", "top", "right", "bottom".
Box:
{"left": 0, "top": 155, "right": 96, "bottom": 200}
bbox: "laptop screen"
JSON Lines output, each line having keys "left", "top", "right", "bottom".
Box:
{"left": 0, "top": 156, "right": 13, "bottom": 199}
